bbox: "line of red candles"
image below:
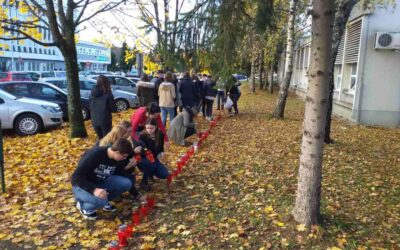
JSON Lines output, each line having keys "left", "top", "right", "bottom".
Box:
{"left": 107, "top": 114, "right": 221, "bottom": 249}
{"left": 167, "top": 114, "right": 221, "bottom": 185}
{"left": 108, "top": 197, "right": 156, "bottom": 250}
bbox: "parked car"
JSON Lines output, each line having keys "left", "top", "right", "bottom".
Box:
{"left": 0, "top": 72, "right": 32, "bottom": 82}
{"left": 126, "top": 77, "right": 140, "bottom": 83}
{"left": 41, "top": 77, "right": 139, "bottom": 111}
{"left": 233, "top": 74, "right": 248, "bottom": 81}
{"left": 0, "top": 89, "right": 63, "bottom": 135}
{"left": 86, "top": 75, "right": 137, "bottom": 93}
{"left": 38, "top": 71, "right": 67, "bottom": 79}
{"left": 0, "top": 81, "right": 91, "bottom": 120}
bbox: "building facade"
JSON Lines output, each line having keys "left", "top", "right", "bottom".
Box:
{"left": 290, "top": 2, "right": 400, "bottom": 127}
{"left": 0, "top": 4, "right": 110, "bottom": 72}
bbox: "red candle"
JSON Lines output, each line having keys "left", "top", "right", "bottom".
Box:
{"left": 132, "top": 211, "right": 140, "bottom": 226}
{"left": 146, "top": 197, "right": 155, "bottom": 209}
{"left": 140, "top": 205, "right": 148, "bottom": 216}
{"left": 118, "top": 224, "right": 128, "bottom": 247}
{"left": 108, "top": 241, "right": 120, "bottom": 250}
{"left": 167, "top": 174, "right": 173, "bottom": 184}
{"left": 125, "top": 224, "right": 133, "bottom": 239}
{"left": 145, "top": 150, "right": 155, "bottom": 163}
{"left": 134, "top": 154, "right": 141, "bottom": 163}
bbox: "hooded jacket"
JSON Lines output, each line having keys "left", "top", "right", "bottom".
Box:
{"left": 158, "top": 82, "right": 176, "bottom": 108}
{"left": 89, "top": 86, "right": 116, "bottom": 126}
{"left": 137, "top": 81, "right": 157, "bottom": 107}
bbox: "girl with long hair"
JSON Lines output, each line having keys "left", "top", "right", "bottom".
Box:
{"left": 137, "top": 118, "right": 169, "bottom": 191}
{"left": 90, "top": 75, "right": 116, "bottom": 139}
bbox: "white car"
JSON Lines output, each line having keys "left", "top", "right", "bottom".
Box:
{"left": 41, "top": 77, "right": 139, "bottom": 111}
{"left": 0, "top": 89, "right": 63, "bottom": 135}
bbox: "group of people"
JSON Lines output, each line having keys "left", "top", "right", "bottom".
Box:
{"left": 71, "top": 74, "right": 203, "bottom": 219}
{"left": 136, "top": 70, "right": 242, "bottom": 123}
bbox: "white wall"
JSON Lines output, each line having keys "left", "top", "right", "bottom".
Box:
{"left": 356, "top": 3, "right": 400, "bottom": 126}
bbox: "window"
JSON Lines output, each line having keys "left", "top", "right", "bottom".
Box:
{"left": 29, "top": 47, "right": 32, "bottom": 53}
{"left": 39, "top": 48, "right": 42, "bottom": 54}
{"left": 30, "top": 84, "right": 58, "bottom": 98}
{"left": 34, "top": 48, "right": 37, "bottom": 54}
{"left": 334, "top": 65, "right": 342, "bottom": 90}
{"left": 28, "top": 62, "right": 32, "bottom": 71}
{"left": 23, "top": 47, "right": 27, "bottom": 53}
{"left": 349, "top": 63, "right": 357, "bottom": 92}
{"left": 17, "top": 46, "right": 21, "bottom": 52}
{"left": 1, "top": 84, "right": 29, "bottom": 96}
{"left": 44, "top": 49, "right": 47, "bottom": 55}
{"left": 115, "top": 77, "right": 132, "bottom": 86}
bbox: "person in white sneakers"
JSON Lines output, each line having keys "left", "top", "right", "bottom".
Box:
{"left": 71, "top": 138, "right": 133, "bottom": 220}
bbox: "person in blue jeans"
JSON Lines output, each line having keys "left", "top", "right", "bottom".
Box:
{"left": 71, "top": 138, "right": 134, "bottom": 220}
{"left": 138, "top": 118, "right": 169, "bottom": 191}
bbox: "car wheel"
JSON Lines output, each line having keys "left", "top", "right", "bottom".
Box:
{"left": 82, "top": 107, "right": 90, "bottom": 120}
{"left": 15, "top": 113, "right": 43, "bottom": 136}
{"left": 115, "top": 99, "right": 129, "bottom": 112}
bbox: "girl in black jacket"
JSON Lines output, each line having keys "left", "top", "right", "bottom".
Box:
{"left": 138, "top": 118, "right": 169, "bottom": 191}
{"left": 90, "top": 75, "right": 116, "bottom": 139}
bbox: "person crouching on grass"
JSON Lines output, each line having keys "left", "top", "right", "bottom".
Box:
{"left": 138, "top": 118, "right": 169, "bottom": 191}
{"left": 71, "top": 138, "right": 133, "bottom": 220}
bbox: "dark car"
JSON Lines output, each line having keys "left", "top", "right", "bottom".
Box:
{"left": 0, "top": 72, "right": 32, "bottom": 82}
{"left": 0, "top": 81, "right": 91, "bottom": 120}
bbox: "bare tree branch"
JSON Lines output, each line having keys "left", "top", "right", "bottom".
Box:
{"left": 1, "top": 26, "right": 59, "bottom": 46}
{"left": 75, "top": 0, "right": 128, "bottom": 26}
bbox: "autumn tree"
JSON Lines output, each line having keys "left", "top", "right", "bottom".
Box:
{"left": 272, "top": 0, "right": 297, "bottom": 119}
{"left": 0, "top": 0, "right": 127, "bottom": 138}
{"left": 292, "top": 0, "right": 335, "bottom": 225}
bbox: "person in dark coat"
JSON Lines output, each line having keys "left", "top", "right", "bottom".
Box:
{"left": 192, "top": 74, "right": 203, "bottom": 107}
{"left": 226, "top": 76, "right": 240, "bottom": 115}
{"left": 179, "top": 71, "right": 198, "bottom": 108}
{"left": 151, "top": 70, "right": 165, "bottom": 103}
{"left": 137, "top": 74, "right": 157, "bottom": 107}
{"left": 203, "top": 76, "right": 217, "bottom": 120}
{"left": 90, "top": 75, "right": 117, "bottom": 139}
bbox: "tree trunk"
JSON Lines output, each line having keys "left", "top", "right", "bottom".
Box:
{"left": 292, "top": 0, "right": 335, "bottom": 226}
{"left": 273, "top": 0, "right": 297, "bottom": 119}
{"left": 325, "top": 0, "right": 358, "bottom": 144}
{"left": 268, "top": 62, "right": 274, "bottom": 94}
{"left": 250, "top": 52, "right": 257, "bottom": 93}
{"left": 259, "top": 52, "right": 265, "bottom": 90}
{"left": 61, "top": 35, "right": 87, "bottom": 138}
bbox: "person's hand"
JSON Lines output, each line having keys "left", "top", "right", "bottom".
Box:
{"left": 93, "top": 188, "right": 108, "bottom": 199}
{"left": 158, "top": 152, "right": 165, "bottom": 161}
{"left": 125, "top": 157, "right": 137, "bottom": 170}
{"left": 134, "top": 146, "right": 142, "bottom": 154}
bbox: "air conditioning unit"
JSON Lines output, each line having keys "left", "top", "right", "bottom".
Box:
{"left": 375, "top": 32, "right": 400, "bottom": 49}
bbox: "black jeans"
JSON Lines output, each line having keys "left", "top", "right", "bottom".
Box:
{"left": 201, "top": 97, "right": 206, "bottom": 117}
{"left": 204, "top": 99, "right": 214, "bottom": 117}
{"left": 185, "top": 127, "right": 196, "bottom": 138}
{"left": 93, "top": 124, "right": 112, "bottom": 139}
{"left": 216, "top": 90, "right": 225, "bottom": 110}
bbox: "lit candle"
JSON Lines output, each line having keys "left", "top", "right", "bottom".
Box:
{"left": 132, "top": 211, "right": 140, "bottom": 226}
{"left": 118, "top": 224, "right": 128, "bottom": 247}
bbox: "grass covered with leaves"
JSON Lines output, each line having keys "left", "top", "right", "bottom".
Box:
{"left": 0, "top": 87, "right": 399, "bottom": 250}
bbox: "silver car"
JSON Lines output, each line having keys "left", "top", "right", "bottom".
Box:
{"left": 0, "top": 89, "right": 63, "bottom": 135}
{"left": 41, "top": 77, "right": 139, "bottom": 111}
{"left": 86, "top": 75, "right": 137, "bottom": 93}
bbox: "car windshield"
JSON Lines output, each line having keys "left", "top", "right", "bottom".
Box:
{"left": 41, "top": 72, "right": 54, "bottom": 78}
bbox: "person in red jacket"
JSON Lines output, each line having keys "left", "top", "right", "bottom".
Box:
{"left": 130, "top": 102, "right": 168, "bottom": 143}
